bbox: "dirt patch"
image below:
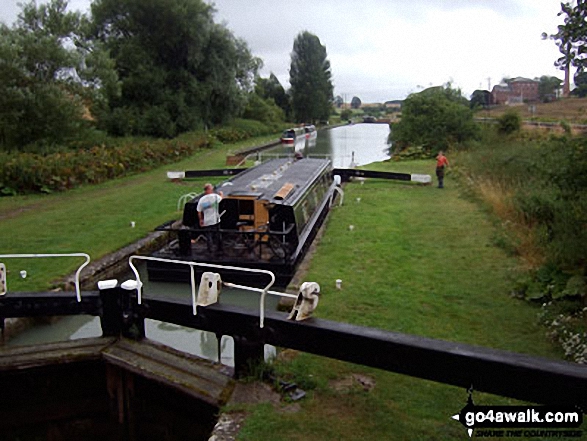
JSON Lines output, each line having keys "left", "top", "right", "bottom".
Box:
{"left": 227, "top": 381, "right": 281, "bottom": 407}
{"left": 330, "top": 373, "right": 376, "bottom": 393}
{"left": 276, "top": 348, "right": 300, "bottom": 363}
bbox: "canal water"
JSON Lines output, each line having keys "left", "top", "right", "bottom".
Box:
{"left": 265, "top": 122, "right": 391, "bottom": 168}
{"left": 4, "top": 123, "right": 391, "bottom": 366}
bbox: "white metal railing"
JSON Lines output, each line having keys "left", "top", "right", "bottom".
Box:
{"left": 177, "top": 192, "right": 199, "bottom": 211}
{"left": 127, "top": 256, "right": 294, "bottom": 328}
{"left": 0, "top": 253, "right": 91, "bottom": 302}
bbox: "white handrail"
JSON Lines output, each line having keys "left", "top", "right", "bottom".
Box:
{"left": 223, "top": 282, "right": 297, "bottom": 299}
{"left": 127, "top": 256, "right": 276, "bottom": 328}
{"left": 177, "top": 192, "right": 199, "bottom": 211}
{"left": 0, "top": 253, "right": 91, "bottom": 302}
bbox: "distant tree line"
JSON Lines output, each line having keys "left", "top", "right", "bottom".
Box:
{"left": 0, "top": 0, "right": 333, "bottom": 152}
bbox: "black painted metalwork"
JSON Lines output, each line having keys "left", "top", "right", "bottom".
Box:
{"left": 1, "top": 286, "right": 586, "bottom": 410}
{"left": 184, "top": 169, "right": 248, "bottom": 178}
{"left": 333, "top": 168, "right": 412, "bottom": 182}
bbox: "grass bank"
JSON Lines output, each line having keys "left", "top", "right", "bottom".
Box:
{"left": 233, "top": 159, "right": 583, "bottom": 440}
{"left": 0, "top": 133, "right": 278, "bottom": 291}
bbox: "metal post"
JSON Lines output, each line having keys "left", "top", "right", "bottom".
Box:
{"left": 233, "top": 335, "right": 265, "bottom": 379}
{"left": 99, "top": 284, "right": 124, "bottom": 337}
{"left": 98, "top": 282, "right": 144, "bottom": 340}
{"left": 122, "top": 288, "right": 145, "bottom": 340}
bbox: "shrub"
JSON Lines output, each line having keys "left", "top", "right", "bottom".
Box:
{"left": 0, "top": 119, "right": 285, "bottom": 195}
{"left": 0, "top": 135, "right": 213, "bottom": 194}
{"left": 497, "top": 110, "right": 521, "bottom": 135}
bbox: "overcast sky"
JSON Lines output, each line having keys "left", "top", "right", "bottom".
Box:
{"left": 1, "top": 0, "right": 565, "bottom": 102}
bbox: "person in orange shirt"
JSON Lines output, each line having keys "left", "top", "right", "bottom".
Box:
{"left": 436, "top": 151, "right": 449, "bottom": 188}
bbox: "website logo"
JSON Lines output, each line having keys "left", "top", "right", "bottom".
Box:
{"left": 451, "top": 391, "right": 583, "bottom": 438}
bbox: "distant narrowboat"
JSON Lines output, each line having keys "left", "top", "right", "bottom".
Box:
{"left": 280, "top": 127, "right": 305, "bottom": 144}
{"left": 149, "top": 158, "right": 340, "bottom": 286}
{"left": 304, "top": 124, "right": 317, "bottom": 140}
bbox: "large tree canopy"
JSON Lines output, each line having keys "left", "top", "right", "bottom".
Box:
{"left": 91, "top": 0, "right": 260, "bottom": 137}
{"left": 0, "top": 0, "right": 118, "bottom": 150}
{"left": 390, "top": 85, "right": 478, "bottom": 154}
{"left": 289, "top": 31, "right": 333, "bottom": 124}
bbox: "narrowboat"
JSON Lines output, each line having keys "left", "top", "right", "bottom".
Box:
{"left": 280, "top": 127, "right": 305, "bottom": 144}
{"left": 148, "top": 158, "right": 340, "bottom": 287}
{"left": 304, "top": 124, "right": 317, "bottom": 140}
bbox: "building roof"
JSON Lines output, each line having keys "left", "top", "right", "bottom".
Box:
{"left": 509, "top": 77, "right": 539, "bottom": 83}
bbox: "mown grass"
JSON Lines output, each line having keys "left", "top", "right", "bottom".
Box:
{"left": 235, "top": 159, "right": 584, "bottom": 441}
{"left": 0, "top": 134, "right": 278, "bottom": 291}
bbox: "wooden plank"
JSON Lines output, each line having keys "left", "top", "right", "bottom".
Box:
{"left": 102, "top": 338, "right": 234, "bottom": 407}
{"left": 0, "top": 337, "right": 115, "bottom": 371}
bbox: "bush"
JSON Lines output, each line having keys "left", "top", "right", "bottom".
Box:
{"left": 497, "top": 110, "right": 521, "bottom": 135}
{"left": 0, "top": 119, "right": 285, "bottom": 195}
{"left": 0, "top": 135, "right": 213, "bottom": 194}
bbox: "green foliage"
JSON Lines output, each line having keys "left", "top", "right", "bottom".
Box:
{"left": 91, "top": 0, "right": 260, "bottom": 137}
{"left": 0, "top": 0, "right": 119, "bottom": 151}
{"left": 350, "top": 96, "right": 362, "bottom": 109}
{"left": 390, "top": 84, "right": 478, "bottom": 154}
{"left": 242, "top": 93, "right": 285, "bottom": 126}
{"left": 255, "top": 73, "right": 290, "bottom": 119}
{"left": 538, "top": 76, "right": 563, "bottom": 102}
{"left": 543, "top": 1, "right": 587, "bottom": 73}
{"left": 340, "top": 109, "right": 352, "bottom": 120}
{"left": 210, "top": 119, "right": 284, "bottom": 144}
{"left": 459, "top": 132, "right": 587, "bottom": 272}
{"left": 289, "top": 31, "right": 333, "bottom": 123}
{"left": 470, "top": 90, "right": 491, "bottom": 109}
{"left": 0, "top": 119, "right": 284, "bottom": 194}
{"left": 0, "top": 135, "right": 212, "bottom": 194}
{"left": 497, "top": 110, "right": 521, "bottom": 134}
{"left": 573, "top": 71, "right": 587, "bottom": 97}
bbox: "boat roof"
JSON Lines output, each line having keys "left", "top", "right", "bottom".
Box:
{"left": 218, "top": 158, "right": 331, "bottom": 205}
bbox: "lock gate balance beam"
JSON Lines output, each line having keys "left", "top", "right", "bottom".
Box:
{"left": 1, "top": 287, "right": 586, "bottom": 410}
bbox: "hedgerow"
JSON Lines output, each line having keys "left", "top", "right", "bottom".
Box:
{"left": 0, "top": 136, "right": 213, "bottom": 195}
{"left": 0, "top": 119, "right": 285, "bottom": 195}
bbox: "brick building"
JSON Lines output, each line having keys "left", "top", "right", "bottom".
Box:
{"left": 491, "top": 77, "right": 539, "bottom": 105}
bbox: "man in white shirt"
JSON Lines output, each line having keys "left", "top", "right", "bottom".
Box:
{"left": 197, "top": 183, "right": 223, "bottom": 253}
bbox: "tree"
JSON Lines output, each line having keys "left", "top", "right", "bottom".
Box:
{"left": 543, "top": 1, "right": 587, "bottom": 96}
{"left": 91, "top": 0, "right": 260, "bottom": 137}
{"left": 334, "top": 95, "right": 343, "bottom": 108}
{"left": 538, "top": 76, "right": 562, "bottom": 102}
{"left": 470, "top": 90, "right": 491, "bottom": 109}
{"left": 255, "top": 73, "right": 290, "bottom": 119}
{"left": 289, "top": 31, "right": 333, "bottom": 123}
{"left": 573, "top": 71, "right": 587, "bottom": 97}
{"left": 242, "top": 93, "right": 284, "bottom": 125}
{"left": 0, "top": 0, "right": 118, "bottom": 150}
{"left": 351, "top": 96, "right": 362, "bottom": 109}
{"left": 390, "top": 85, "right": 478, "bottom": 154}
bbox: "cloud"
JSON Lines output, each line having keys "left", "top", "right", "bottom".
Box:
{"left": 0, "top": 0, "right": 565, "bottom": 102}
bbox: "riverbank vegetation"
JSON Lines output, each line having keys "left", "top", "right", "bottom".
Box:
{"left": 233, "top": 159, "right": 585, "bottom": 440}
{"left": 454, "top": 129, "right": 587, "bottom": 363}
{"left": 0, "top": 119, "right": 285, "bottom": 195}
